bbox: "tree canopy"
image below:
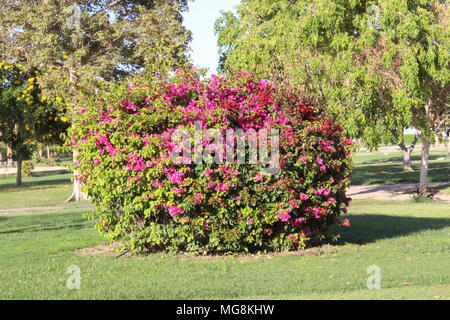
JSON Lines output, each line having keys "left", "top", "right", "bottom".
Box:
{"left": 216, "top": 0, "right": 449, "bottom": 150}
{"left": 0, "top": 0, "right": 191, "bottom": 104}
{"left": 0, "top": 61, "right": 69, "bottom": 185}
{"left": 0, "top": 0, "right": 192, "bottom": 196}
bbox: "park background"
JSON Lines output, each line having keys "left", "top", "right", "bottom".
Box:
{"left": 0, "top": 0, "right": 448, "bottom": 299}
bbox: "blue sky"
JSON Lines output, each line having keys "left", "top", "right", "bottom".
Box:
{"left": 183, "top": 0, "right": 241, "bottom": 74}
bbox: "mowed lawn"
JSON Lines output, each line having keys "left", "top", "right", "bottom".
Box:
{"left": 352, "top": 148, "right": 450, "bottom": 195}
{"left": 351, "top": 149, "right": 450, "bottom": 186}
{"left": 0, "top": 171, "right": 449, "bottom": 299}
{"left": 0, "top": 172, "right": 73, "bottom": 209}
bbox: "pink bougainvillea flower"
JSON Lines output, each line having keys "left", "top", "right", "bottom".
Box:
{"left": 168, "top": 206, "right": 184, "bottom": 217}
{"left": 299, "top": 193, "right": 309, "bottom": 201}
{"left": 259, "top": 79, "right": 268, "bottom": 89}
{"left": 278, "top": 211, "right": 291, "bottom": 222}
{"left": 343, "top": 138, "right": 353, "bottom": 146}
{"left": 255, "top": 173, "right": 263, "bottom": 182}
{"left": 293, "top": 217, "right": 306, "bottom": 227}
{"left": 165, "top": 169, "right": 184, "bottom": 185}
{"left": 193, "top": 193, "right": 203, "bottom": 204}
{"left": 289, "top": 199, "right": 299, "bottom": 208}
{"left": 215, "top": 183, "right": 229, "bottom": 192}
{"left": 312, "top": 207, "right": 325, "bottom": 219}
{"left": 173, "top": 187, "right": 184, "bottom": 195}
{"left": 339, "top": 218, "right": 350, "bottom": 227}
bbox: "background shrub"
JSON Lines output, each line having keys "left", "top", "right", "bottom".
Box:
{"left": 22, "top": 160, "right": 35, "bottom": 177}
{"left": 69, "top": 69, "right": 353, "bottom": 254}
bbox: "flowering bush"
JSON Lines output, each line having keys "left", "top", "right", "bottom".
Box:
{"left": 68, "top": 69, "right": 353, "bottom": 254}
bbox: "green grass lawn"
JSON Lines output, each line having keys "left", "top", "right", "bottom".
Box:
{"left": 0, "top": 173, "right": 73, "bottom": 209}
{"left": 0, "top": 159, "right": 449, "bottom": 299}
{"left": 351, "top": 150, "right": 450, "bottom": 186}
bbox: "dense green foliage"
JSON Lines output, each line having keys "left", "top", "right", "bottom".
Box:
{"left": 216, "top": 0, "right": 449, "bottom": 148}
{"left": 0, "top": 62, "right": 69, "bottom": 180}
{"left": 0, "top": 0, "right": 191, "bottom": 101}
{"left": 0, "top": 0, "right": 192, "bottom": 197}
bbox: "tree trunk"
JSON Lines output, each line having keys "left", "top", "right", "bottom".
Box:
{"left": 16, "top": 158, "right": 22, "bottom": 186}
{"left": 447, "top": 131, "right": 450, "bottom": 157}
{"left": 399, "top": 143, "right": 413, "bottom": 171}
{"left": 419, "top": 136, "right": 430, "bottom": 191}
{"left": 6, "top": 144, "right": 14, "bottom": 168}
{"left": 66, "top": 65, "right": 88, "bottom": 202}
{"left": 47, "top": 145, "right": 50, "bottom": 159}
{"left": 66, "top": 150, "right": 88, "bottom": 202}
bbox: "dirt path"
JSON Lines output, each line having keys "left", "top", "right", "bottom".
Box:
{"left": 348, "top": 182, "right": 450, "bottom": 202}
{"left": 0, "top": 206, "right": 64, "bottom": 215}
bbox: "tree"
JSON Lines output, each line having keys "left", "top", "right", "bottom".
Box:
{"left": 0, "top": 0, "right": 191, "bottom": 200}
{"left": 216, "top": 0, "right": 449, "bottom": 189}
{"left": 0, "top": 61, "right": 69, "bottom": 186}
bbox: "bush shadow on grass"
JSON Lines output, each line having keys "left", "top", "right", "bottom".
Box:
{"left": 335, "top": 214, "right": 450, "bottom": 245}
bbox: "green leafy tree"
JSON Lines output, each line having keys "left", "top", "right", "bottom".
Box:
{"left": 216, "top": 0, "right": 449, "bottom": 188}
{"left": 0, "top": 0, "right": 192, "bottom": 200}
{"left": 0, "top": 62, "right": 69, "bottom": 186}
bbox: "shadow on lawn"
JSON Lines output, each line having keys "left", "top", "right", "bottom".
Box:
{"left": 358, "top": 154, "right": 447, "bottom": 164}
{"left": 0, "top": 173, "right": 71, "bottom": 192}
{"left": 351, "top": 161, "right": 450, "bottom": 186}
{"left": 0, "top": 210, "right": 89, "bottom": 235}
{"left": 337, "top": 214, "right": 450, "bottom": 245}
{"left": 0, "top": 223, "right": 87, "bottom": 235}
